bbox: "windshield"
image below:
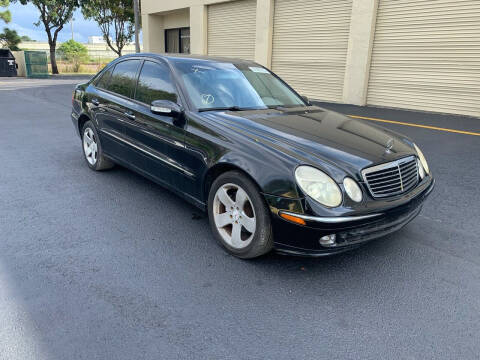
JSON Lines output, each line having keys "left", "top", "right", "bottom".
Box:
{"left": 171, "top": 58, "right": 306, "bottom": 111}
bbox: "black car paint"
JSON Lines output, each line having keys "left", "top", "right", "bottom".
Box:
{"left": 71, "top": 53, "right": 434, "bottom": 255}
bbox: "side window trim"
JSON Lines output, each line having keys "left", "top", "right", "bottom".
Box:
{"left": 132, "top": 59, "right": 146, "bottom": 102}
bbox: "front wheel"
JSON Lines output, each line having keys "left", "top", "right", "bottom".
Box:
{"left": 208, "top": 171, "right": 273, "bottom": 259}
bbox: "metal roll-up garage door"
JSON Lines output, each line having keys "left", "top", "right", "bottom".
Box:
{"left": 271, "top": 0, "right": 353, "bottom": 102}
{"left": 368, "top": 0, "right": 480, "bottom": 117}
{"left": 207, "top": 0, "right": 257, "bottom": 60}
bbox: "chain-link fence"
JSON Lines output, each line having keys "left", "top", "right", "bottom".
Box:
{"left": 19, "top": 41, "right": 141, "bottom": 75}
{"left": 46, "top": 51, "right": 138, "bottom": 74}
{"left": 47, "top": 52, "right": 118, "bottom": 75}
{"left": 53, "top": 53, "right": 110, "bottom": 74}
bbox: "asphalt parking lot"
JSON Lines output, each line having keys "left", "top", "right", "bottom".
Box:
{"left": 0, "top": 76, "right": 479, "bottom": 359}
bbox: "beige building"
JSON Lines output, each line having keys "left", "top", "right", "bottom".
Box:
{"left": 141, "top": 0, "right": 480, "bottom": 117}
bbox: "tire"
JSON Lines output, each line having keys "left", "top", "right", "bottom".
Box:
{"left": 208, "top": 170, "right": 273, "bottom": 259}
{"left": 81, "top": 120, "right": 114, "bottom": 171}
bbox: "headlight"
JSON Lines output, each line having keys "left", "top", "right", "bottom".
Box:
{"left": 295, "top": 166, "right": 342, "bottom": 207}
{"left": 413, "top": 144, "right": 430, "bottom": 175}
{"left": 343, "top": 177, "right": 363, "bottom": 203}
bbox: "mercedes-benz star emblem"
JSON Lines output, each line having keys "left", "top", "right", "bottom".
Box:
{"left": 385, "top": 138, "right": 394, "bottom": 153}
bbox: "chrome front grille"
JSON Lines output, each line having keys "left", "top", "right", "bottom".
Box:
{"left": 362, "top": 156, "right": 419, "bottom": 198}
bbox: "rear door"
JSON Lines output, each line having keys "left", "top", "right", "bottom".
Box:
{"left": 87, "top": 65, "right": 114, "bottom": 132}
{"left": 124, "top": 60, "right": 192, "bottom": 190}
{"left": 90, "top": 59, "right": 142, "bottom": 158}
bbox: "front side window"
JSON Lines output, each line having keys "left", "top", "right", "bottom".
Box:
{"left": 107, "top": 60, "right": 142, "bottom": 98}
{"left": 135, "top": 61, "right": 177, "bottom": 104}
{"left": 171, "top": 59, "right": 306, "bottom": 110}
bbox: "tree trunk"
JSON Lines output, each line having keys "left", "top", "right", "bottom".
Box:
{"left": 117, "top": 42, "right": 123, "bottom": 57}
{"left": 104, "top": 37, "right": 121, "bottom": 58}
{"left": 49, "top": 43, "right": 58, "bottom": 75}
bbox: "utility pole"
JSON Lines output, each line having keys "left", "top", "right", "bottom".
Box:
{"left": 133, "top": 0, "right": 140, "bottom": 53}
{"left": 70, "top": 18, "right": 74, "bottom": 41}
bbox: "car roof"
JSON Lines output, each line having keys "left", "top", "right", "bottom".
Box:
{"left": 119, "top": 52, "right": 259, "bottom": 67}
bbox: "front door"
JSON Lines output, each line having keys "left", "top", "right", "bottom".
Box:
{"left": 124, "top": 60, "right": 193, "bottom": 191}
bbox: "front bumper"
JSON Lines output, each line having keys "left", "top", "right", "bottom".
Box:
{"left": 267, "top": 177, "right": 435, "bottom": 256}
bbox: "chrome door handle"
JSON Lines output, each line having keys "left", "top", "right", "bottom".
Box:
{"left": 91, "top": 98, "right": 100, "bottom": 106}
{"left": 124, "top": 112, "right": 136, "bottom": 120}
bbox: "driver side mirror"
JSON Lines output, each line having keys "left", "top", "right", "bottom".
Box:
{"left": 151, "top": 100, "right": 183, "bottom": 118}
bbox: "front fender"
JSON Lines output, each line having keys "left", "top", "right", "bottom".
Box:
{"left": 213, "top": 149, "right": 300, "bottom": 198}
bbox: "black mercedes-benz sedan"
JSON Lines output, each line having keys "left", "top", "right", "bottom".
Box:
{"left": 71, "top": 53, "right": 434, "bottom": 259}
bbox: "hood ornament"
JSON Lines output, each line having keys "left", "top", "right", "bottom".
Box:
{"left": 385, "top": 138, "right": 394, "bottom": 154}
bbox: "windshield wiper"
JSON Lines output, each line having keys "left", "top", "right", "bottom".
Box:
{"left": 198, "top": 106, "right": 265, "bottom": 112}
{"left": 267, "top": 104, "right": 307, "bottom": 109}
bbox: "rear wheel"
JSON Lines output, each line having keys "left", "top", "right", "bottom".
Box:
{"left": 208, "top": 171, "right": 273, "bottom": 259}
{"left": 81, "top": 121, "right": 114, "bottom": 171}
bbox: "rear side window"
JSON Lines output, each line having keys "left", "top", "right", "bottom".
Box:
{"left": 135, "top": 61, "right": 177, "bottom": 104}
{"left": 107, "top": 60, "right": 142, "bottom": 98}
{"left": 95, "top": 67, "right": 113, "bottom": 90}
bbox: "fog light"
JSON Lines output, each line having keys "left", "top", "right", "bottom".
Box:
{"left": 319, "top": 234, "right": 336, "bottom": 247}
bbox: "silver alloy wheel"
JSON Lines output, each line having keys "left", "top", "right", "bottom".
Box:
{"left": 83, "top": 128, "right": 98, "bottom": 166}
{"left": 213, "top": 183, "right": 257, "bottom": 249}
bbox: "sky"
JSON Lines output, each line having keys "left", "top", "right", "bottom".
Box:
{"left": 5, "top": 2, "right": 110, "bottom": 43}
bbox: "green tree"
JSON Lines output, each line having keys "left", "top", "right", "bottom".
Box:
{"left": 81, "top": 0, "right": 134, "bottom": 57}
{"left": 0, "top": 0, "right": 11, "bottom": 24}
{"left": 15, "top": 0, "right": 78, "bottom": 74}
{"left": 0, "top": 27, "right": 21, "bottom": 50}
{"left": 20, "top": 35, "right": 34, "bottom": 41}
{"left": 58, "top": 39, "right": 87, "bottom": 72}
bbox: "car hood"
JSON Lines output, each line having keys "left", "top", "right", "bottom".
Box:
{"left": 203, "top": 106, "right": 416, "bottom": 181}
